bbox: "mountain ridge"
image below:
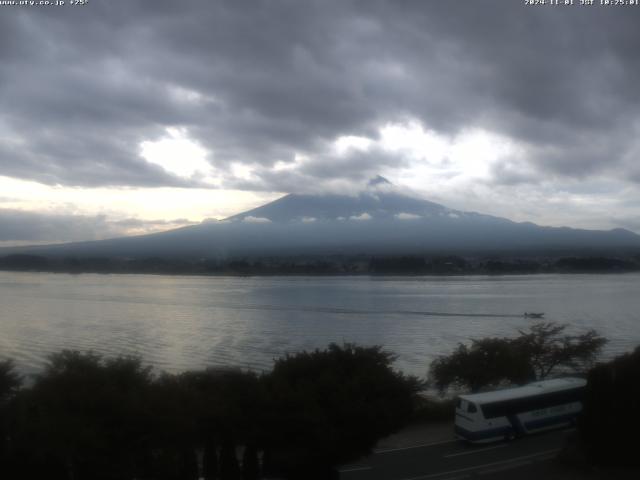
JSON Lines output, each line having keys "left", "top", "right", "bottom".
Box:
{"left": 1, "top": 179, "right": 639, "bottom": 259}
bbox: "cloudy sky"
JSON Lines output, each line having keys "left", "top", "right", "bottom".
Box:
{"left": 2, "top": 0, "right": 640, "bottom": 245}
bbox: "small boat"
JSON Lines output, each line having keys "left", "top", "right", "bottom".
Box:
{"left": 524, "top": 312, "right": 545, "bottom": 319}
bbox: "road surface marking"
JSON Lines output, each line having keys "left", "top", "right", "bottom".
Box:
{"left": 478, "top": 460, "right": 534, "bottom": 475}
{"left": 479, "top": 451, "right": 557, "bottom": 475}
{"left": 339, "top": 465, "right": 372, "bottom": 473}
{"left": 443, "top": 444, "right": 507, "bottom": 458}
{"left": 398, "top": 448, "right": 561, "bottom": 480}
{"left": 375, "top": 439, "right": 457, "bottom": 453}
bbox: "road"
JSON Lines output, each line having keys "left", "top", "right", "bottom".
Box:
{"left": 340, "top": 427, "right": 573, "bottom": 480}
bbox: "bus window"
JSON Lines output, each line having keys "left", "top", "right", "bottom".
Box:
{"left": 456, "top": 397, "right": 462, "bottom": 409}
{"left": 468, "top": 403, "right": 478, "bottom": 413}
{"left": 481, "top": 387, "right": 585, "bottom": 419}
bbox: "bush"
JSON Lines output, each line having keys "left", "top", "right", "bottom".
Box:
{"left": 0, "top": 343, "right": 424, "bottom": 480}
{"left": 0, "top": 359, "right": 21, "bottom": 404}
{"left": 580, "top": 346, "right": 640, "bottom": 467}
{"left": 261, "top": 343, "right": 423, "bottom": 479}
{"left": 9, "top": 351, "right": 155, "bottom": 480}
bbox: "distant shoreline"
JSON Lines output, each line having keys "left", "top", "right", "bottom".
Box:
{"left": 1, "top": 253, "right": 639, "bottom": 277}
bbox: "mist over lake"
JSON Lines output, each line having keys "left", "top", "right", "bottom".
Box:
{"left": 1, "top": 271, "right": 638, "bottom": 377}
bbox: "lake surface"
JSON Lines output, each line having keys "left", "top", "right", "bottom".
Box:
{"left": 1, "top": 271, "right": 639, "bottom": 377}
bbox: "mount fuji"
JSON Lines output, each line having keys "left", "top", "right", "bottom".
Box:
{"left": 3, "top": 177, "right": 640, "bottom": 259}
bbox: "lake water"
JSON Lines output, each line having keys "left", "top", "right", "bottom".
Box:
{"left": 1, "top": 271, "right": 639, "bottom": 378}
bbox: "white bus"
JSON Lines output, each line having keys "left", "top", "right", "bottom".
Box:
{"left": 454, "top": 377, "right": 586, "bottom": 443}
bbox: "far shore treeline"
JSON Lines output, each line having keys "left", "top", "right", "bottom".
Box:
{"left": 1, "top": 253, "right": 640, "bottom": 276}
{"left": 1, "top": 329, "right": 639, "bottom": 479}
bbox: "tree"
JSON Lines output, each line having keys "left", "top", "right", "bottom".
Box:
{"left": 176, "top": 367, "right": 263, "bottom": 480}
{"left": 147, "top": 366, "right": 265, "bottom": 480}
{"left": 0, "top": 358, "right": 22, "bottom": 464}
{"left": 146, "top": 372, "right": 201, "bottom": 480}
{"left": 429, "top": 322, "right": 607, "bottom": 393}
{"left": 11, "top": 350, "right": 155, "bottom": 480}
{"left": 580, "top": 346, "right": 640, "bottom": 466}
{"left": 515, "top": 322, "right": 607, "bottom": 380}
{"left": 262, "top": 343, "right": 422, "bottom": 479}
{"left": 0, "top": 359, "right": 21, "bottom": 404}
{"left": 1, "top": 345, "right": 419, "bottom": 480}
{"left": 428, "top": 338, "right": 532, "bottom": 393}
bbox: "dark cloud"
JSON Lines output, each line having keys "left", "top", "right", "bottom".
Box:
{"left": 225, "top": 146, "right": 413, "bottom": 194}
{"left": 0, "top": 209, "right": 194, "bottom": 244}
{"left": 1, "top": 1, "right": 640, "bottom": 189}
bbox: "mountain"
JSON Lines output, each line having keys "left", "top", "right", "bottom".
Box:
{"left": 3, "top": 178, "right": 640, "bottom": 259}
{"left": 225, "top": 191, "right": 448, "bottom": 223}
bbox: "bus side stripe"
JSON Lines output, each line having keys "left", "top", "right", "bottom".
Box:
{"left": 524, "top": 412, "right": 577, "bottom": 431}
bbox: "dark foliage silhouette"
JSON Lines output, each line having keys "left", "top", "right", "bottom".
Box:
{"left": 516, "top": 322, "right": 607, "bottom": 381}
{"left": 429, "top": 322, "right": 606, "bottom": 393}
{"left": 261, "top": 343, "right": 422, "bottom": 479}
{"left": 8, "top": 351, "right": 155, "bottom": 480}
{"left": 580, "top": 346, "right": 640, "bottom": 467}
{"left": 0, "top": 359, "right": 21, "bottom": 403}
{"left": 0, "top": 359, "right": 22, "bottom": 466}
{"left": 429, "top": 338, "right": 532, "bottom": 393}
{"left": 0, "top": 344, "right": 420, "bottom": 480}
